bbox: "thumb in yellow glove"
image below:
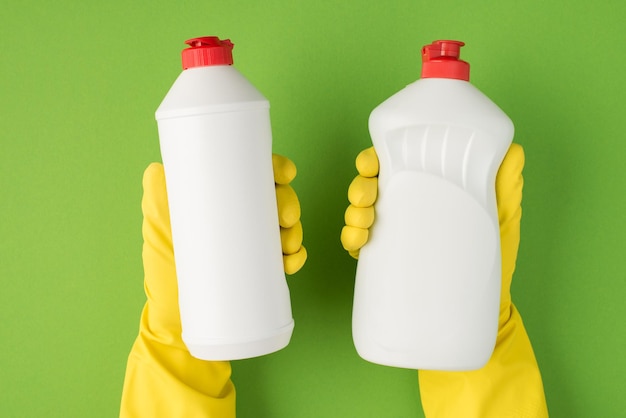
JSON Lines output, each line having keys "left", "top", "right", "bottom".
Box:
{"left": 120, "top": 154, "right": 306, "bottom": 418}
{"left": 341, "top": 144, "right": 549, "bottom": 418}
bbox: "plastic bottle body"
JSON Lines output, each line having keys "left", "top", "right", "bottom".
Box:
{"left": 156, "top": 65, "right": 293, "bottom": 360}
{"left": 353, "top": 78, "right": 513, "bottom": 370}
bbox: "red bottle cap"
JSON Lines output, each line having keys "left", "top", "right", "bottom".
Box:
{"left": 181, "top": 36, "right": 234, "bottom": 69}
{"left": 421, "top": 40, "right": 470, "bottom": 81}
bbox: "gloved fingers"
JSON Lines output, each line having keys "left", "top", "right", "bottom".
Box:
{"left": 355, "top": 146, "right": 379, "bottom": 178}
{"left": 344, "top": 204, "right": 375, "bottom": 229}
{"left": 348, "top": 175, "right": 378, "bottom": 207}
{"left": 280, "top": 221, "right": 303, "bottom": 255}
{"left": 283, "top": 246, "right": 307, "bottom": 275}
{"left": 272, "top": 153, "right": 307, "bottom": 273}
{"left": 272, "top": 153, "right": 297, "bottom": 185}
{"left": 340, "top": 225, "right": 369, "bottom": 253}
{"left": 275, "top": 183, "right": 301, "bottom": 228}
{"left": 348, "top": 146, "right": 380, "bottom": 208}
{"left": 341, "top": 147, "right": 379, "bottom": 259}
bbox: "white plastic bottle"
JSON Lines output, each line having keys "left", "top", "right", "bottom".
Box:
{"left": 352, "top": 40, "right": 514, "bottom": 370}
{"left": 155, "top": 37, "right": 293, "bottom": 360}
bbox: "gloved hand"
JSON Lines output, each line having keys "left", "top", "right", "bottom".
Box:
{"left": 120, "top": 154, "right": 306, "bottom": 418}
{"left": 340, "top": 146, "right": 379, "bottom": 259}
{"left": 341, "top": 144, "right": 549, "bottom": 418}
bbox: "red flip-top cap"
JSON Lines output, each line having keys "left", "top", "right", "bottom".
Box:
{"left": 181, "top": 36, "right": 234, "bottom": 69}
{"left": 421, "top": 40, "right": 470, "bottom": 81}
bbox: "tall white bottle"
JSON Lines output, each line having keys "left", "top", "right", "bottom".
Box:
{"left": 353, "top": 40, "right": 514, "bottom": 370}
{"left": 155, "top": 37, "right": 293, "bottom": 360}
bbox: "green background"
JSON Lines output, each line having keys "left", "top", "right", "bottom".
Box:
{"left": 2, "top": 1, "right": 625, "bottom": 417}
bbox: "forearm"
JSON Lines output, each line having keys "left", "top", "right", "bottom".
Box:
{"left": 120, "top": 306, "right": 236, "bottom": 418}
{"left": 418, "top": 304, "right": 548, "bottom": 418}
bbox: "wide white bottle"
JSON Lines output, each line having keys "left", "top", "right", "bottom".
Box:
{"left": 353, "top": 40, "right": 514, "bottom": 370}
{"left": 155, "top": 37, "right": 293, "bottom": 360}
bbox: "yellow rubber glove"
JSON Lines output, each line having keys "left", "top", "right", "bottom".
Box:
{"left": 341, "top": 144, "right": 549, "bottom": 418}
{"left": 120, "top": 154, "right": 306, "bottom": 418}
{"left": 341, "top": 146, "right": 379, "bottom": 259}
